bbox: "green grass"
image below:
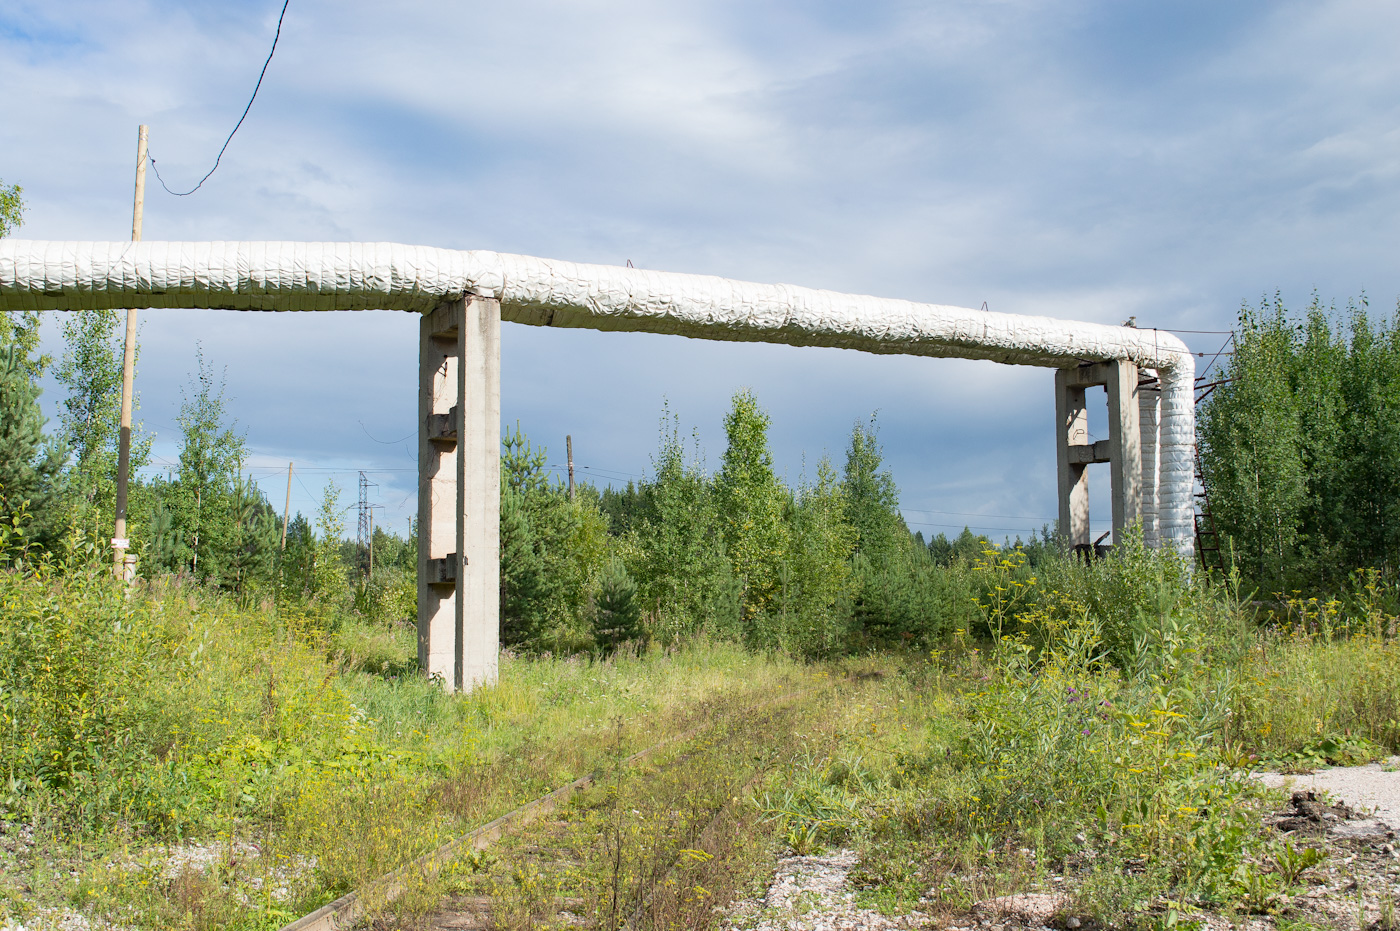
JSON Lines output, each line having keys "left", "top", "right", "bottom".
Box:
{"left": 0, "top": 566, "right": 821, "bottom": 929}
{"left": 8, "top": 542, "right": 1400, "bottom": 930}
{"left": 753, "top": 551, "right": 1400, "bottom": 928}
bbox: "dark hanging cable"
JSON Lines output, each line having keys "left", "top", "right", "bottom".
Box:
{"left": 149, "top": 0, "right": 291, "bottom": 196}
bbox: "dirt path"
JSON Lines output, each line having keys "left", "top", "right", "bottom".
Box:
{"left": 1260, "top": 758, "right": 1400, "bottom": 828}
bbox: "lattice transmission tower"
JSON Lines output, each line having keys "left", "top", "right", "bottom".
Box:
{"left": 357, "top": 471, "right": 377, "bottom": 559}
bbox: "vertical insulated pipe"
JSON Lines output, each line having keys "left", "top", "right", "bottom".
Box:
{"left": 1157, "top": 359, "right": 1197, "bottom": 561}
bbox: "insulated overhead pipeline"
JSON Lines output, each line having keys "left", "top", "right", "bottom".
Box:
{"left": 0, "top": 239, "right": 1196, "bottom": 557}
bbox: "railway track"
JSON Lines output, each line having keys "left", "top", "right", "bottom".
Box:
{"left": 280, "top": 677, "right": 860, "bottom": 931}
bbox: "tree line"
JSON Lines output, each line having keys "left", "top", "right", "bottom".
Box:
{"left": 496, "top": 394, "right": 1052, "bottom": 657}
{"left": 1200, "top": 294, "right": 1400, "bottom": 593}
{"left": 0, "top": 300, "right": 412, "bottom": 595}
{"left": 0, "top": 289, "right": 1002, "bottom": 656}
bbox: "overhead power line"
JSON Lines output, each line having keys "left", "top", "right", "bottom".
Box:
{"left": 901, "top": 507, "right": 1056, "bottom": 522}
{"left": 149, "top": 0, "right": 291, "bottom": 196}
{"left": 905, "top": 519, "right": 1097, "bottom": 535}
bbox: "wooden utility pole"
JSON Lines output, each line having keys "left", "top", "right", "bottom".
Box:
{"left": 367, "top": 504, "right": 383, "bottom": 578}
{"left": 112, "top": 125, "right": 147, "bottom": 582}
{"left": 280, "top": 462, "right": 294, "bottom": 549}
{"left": 566, "top": 434, "right": 575, "bottom": 501}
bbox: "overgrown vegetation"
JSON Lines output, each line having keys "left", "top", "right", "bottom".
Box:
{"left": 8, "top": 521, "right": 1400, "bottom": 929}
{"left": 0, "top": 557, "right": 817, "bottom": 926}
{"left": 507, "top": 397, "right": 984, "bottom": 657}
{"left": 758, "top": 547, "right": 1400, "bottom": 927}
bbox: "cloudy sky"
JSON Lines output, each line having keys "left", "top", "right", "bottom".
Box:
{"left": 4, "top": 0, "right": 1399, "bottom": 540}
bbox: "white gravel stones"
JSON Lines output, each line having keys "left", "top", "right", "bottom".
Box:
{"left": 158, "top": 840, "right": 261, "bottom": 879}
{"left": 971, "top": 893, "right": 1070, "bottom": 926}
{"left": 1260, "top": 759, "right": 1400, "bottom": 830}
{"left": 0, "top": 908, "right": 113, "bottom": 931}
{"left": 727, "top": 849, "right": 928, "bottom": 931}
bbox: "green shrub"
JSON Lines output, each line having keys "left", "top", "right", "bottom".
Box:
{"left": 851, "top": 543, "right": 979, "bottom": 650}
{"left": 0, "top": 562, "right": 182, "bottom": 832}
{"left": 592, "top": 558, "right": 642, "bottom": 655}
{"left": 353, "top": 565, "right": 416, "bottom": 626}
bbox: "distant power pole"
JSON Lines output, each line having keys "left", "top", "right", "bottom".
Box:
{"left": 112, "top": 125, "right": 147, "bottom": 582}
{"left": 357, "top": 471, "right": 376, "bottom": 575}
{"left": 566, "top": 434, "right": 575, "bottom": 501}
{"left": 367, "top": 504, "right": 384, "bottom": 578}
{"left": 280, "top": 462, "right": 293, "bottom": 549}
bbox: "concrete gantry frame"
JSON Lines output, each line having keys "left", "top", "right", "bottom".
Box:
{"left": 0, "top": 240, "right": 1200, "bottom": 693}
{"left": 1054, "top": 360, "right": 1142, "bottom": 550}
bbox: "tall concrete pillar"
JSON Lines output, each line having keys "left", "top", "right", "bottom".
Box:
{"left": 418, "top": 293, "right": 501, "bottom": 692}
{"left": 1054, "top": 360, "right": 1143, "bottom": 551}
{"left": 458, "top": 293, "right": 501, "bottom": 691}
{"left": 1054, "top": 370, "right": 1091, "bottom": 549}
{"left": 1105, "top": 359, "right": 1141, "bottom": 545}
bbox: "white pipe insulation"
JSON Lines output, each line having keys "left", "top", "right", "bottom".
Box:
{"left": 0, "top": 239, "right": 1196, "bottom": 557}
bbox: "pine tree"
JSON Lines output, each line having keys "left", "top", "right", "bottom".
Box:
{"left": 0, "top": 179, "right": 72, "bottom": 562}
{"left": 280, "top": 514, "right": 316, "bottom": 596}
{"left": 500, "top": 483, "right": 548, "bottom": 646}
{"left": 632, "top": 407, "right": 738, "bottom": 642}
{"left": 0, "top": 342, "right": 66, "bottom": 561}
{"left": 225, "top": 475, "right": 283, "bottom": 594}
{"left": 841, "top": 413, "right": 905, "bottom": 562}
{"left": 592, "top": 557, "right": 641, "bottom": 655}
{"left": 716, "top": 389, "right": 789, "bottom": 628}
{"left": 147, "top": 497, "right": 187, "bottom": 570}
{"left": 497, "top": 424, "right": 610, "bottom": 649}
{"left": 773, "top": 457, "right": 856, "bottom": 655}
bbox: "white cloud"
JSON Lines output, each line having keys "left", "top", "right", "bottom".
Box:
{"left": 10, "top": 0, "right": 1400, "bottom": 535}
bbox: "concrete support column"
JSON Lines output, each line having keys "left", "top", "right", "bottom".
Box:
{"left": 1054, "top": 371, "right": 1091, "bottom": 549}
{"left": 457, "top": 293, "right": 501, "bottom": 692}
{"left": 1105, "top": 359, "right": 1142, "bottom": 545}
{"left": 1054, "top": 359, "right": 1144, "bottom": 551}
{"left": 1138, "top": 370, "right": 1161, "bottom": 547}
{"left": 418, "top": 293, "right": 501, "bottom": 692}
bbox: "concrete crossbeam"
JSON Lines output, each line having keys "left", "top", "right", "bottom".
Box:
{"left": 1068, "top": 440, "right": 1112, "bottom": 466}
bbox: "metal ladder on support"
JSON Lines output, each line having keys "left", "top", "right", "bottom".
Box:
{"left": 1193, "top": 375, "right": 1228, "bottom": 575}
{"left": 1193, "top": 451, "right": 1226, "bottom": 574}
